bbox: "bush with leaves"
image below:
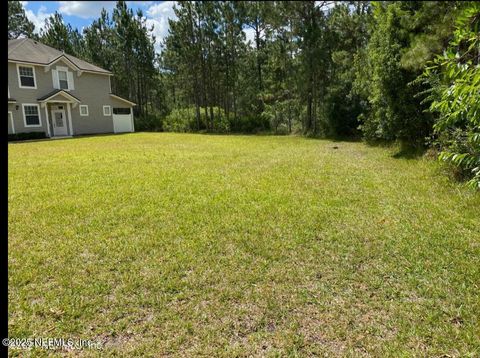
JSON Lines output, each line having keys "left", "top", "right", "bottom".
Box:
{"left": 8, "top": 132, "right": 46, "bottom": 141}
{"left": 421, "top": 3, "right": 480, "bottom": 189}
{"left": 359, "top": 2, "right": 429, "bottom": 145}
{"left": 135, "top": 113, "right": 164, "bottom": 132}
{"left": 357, "top": 1, "right": 460, "bottom": 146}
{"left": 261, "top": 99, "right": 303, "bottom": 135}
{"left": 163, "top": 107, "right": 230, "bottom": 133}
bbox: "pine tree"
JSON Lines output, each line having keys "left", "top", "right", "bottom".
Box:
{"left": 8, "top": 0, "right": 35, "bottom": 39}
{"left": 41, "top": 12, "right": 81, "bottom": 56}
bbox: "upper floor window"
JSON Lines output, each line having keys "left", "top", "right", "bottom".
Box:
{"left": 52, "top": 66, "right": 74, "bottom": 91}
{"left": 58, "top": 70, "right": 68, "bottom": 90}
{"left": 18, "top": 65, "right": 36, "bottom": 89}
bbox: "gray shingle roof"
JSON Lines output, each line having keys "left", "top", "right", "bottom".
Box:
{"left": 8, "top": 38, "right": 111, "bottom": 75}
{"left": 37, "top": 89, "right": 81, "bottom": 102}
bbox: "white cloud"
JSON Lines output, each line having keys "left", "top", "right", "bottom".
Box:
{"left": 146, "top": 1, "right": 176, "bottom": 17}
{"left": 243, "top": 28, "right": 256, "bottom": 48}
{"left": 145, "top": 18, "right": 163, "bottom": 49}
{"left": 145, "top": 1, "right": 177, "bottom": 53}
{"left": 243, "top": 27, "right": 267, "bottom": 48}
{"left": 58, "top": 1, "right": 115, "bottom": 19}
{"left": 315, "top": 1, "right": 337, "bottom": 11}
{"left": 23, "top": 5, "right": 52, "bottom": 34}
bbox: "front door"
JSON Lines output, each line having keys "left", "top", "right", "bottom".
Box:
{"left": 51, "top": 109, "right": 68, "bottom": 136}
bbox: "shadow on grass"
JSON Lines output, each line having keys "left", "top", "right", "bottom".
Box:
{"left": 364, "top": 139, "right": 427, "bottom": 159}
{"left": 329, "top": 135, "right": 362, "bottom": 143}
{"left": 265, "top": 131, "right": 363, "bottom": 143}
{"left": 391, "top": 146, "right": 427, "bottom": 159}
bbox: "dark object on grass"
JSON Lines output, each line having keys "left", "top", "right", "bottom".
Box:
{"left": 332, "top": 146, "right": 339, "bottom": 149}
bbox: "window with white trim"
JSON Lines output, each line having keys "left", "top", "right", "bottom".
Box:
{"left": 79, "top": 105, "right": 89, "bottom": 116}
{"left": 52, "top": 66, "right": 74, "bottom": 90}
{"left": 23, "top": 104, "right": 41, "bottom": 126}
{"left": 58, "top": 69, "right": 68, "bottom": 90}
{"left": 18, "top": 65, "right": 36, "bottom": 88}
{"left": 103, "top": 105, "right": 111, "bottom": 116}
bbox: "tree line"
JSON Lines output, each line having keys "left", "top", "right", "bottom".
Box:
{"left": 7, "top": 1, "right": 479, "bottom": 187}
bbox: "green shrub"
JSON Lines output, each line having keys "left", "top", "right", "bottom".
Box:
{"left": 261, "top": 99, "right": 302, "bottom": 135}
{"left": 420, "top": 3, "right": 480, "bottom": 189}
{"left": 163, "top": 107, "right": 230, "bottom": 133}
{"left": 358, "top": 2, "right": 434, "bottom": 145}
{"left": 135, "top": 114, "right": 163, "bottom": 132}
{"left": 162, "top": 108, "right": 192, "bottom": 132}
{"left": 8, "top": 132, "right": 47, "bottom": 141}
{"left": 233, "top": 115, "right": 270, "bottom": 134}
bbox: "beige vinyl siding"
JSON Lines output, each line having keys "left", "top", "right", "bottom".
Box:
{"left": 8, "top": 59, "right": 133, "bottom": 136}
{"left": 69, "top": 72, "right": 115, "bottom": 135}
{"left": 8, "top": 62, "right": 49, "bottom": 134}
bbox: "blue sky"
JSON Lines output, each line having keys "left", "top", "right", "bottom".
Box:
{"left": 21, "top": 1, "right": 332, "bottom": 54}
{"left": 21, "top": 1, "right": 180, "bottom": 52}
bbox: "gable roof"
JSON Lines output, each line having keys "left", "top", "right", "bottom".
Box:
{"left": 37, "top": 89, "right": 81, "bottom": 103}
{"left": 8, "top": 38, "right": 112, "bottom": 75}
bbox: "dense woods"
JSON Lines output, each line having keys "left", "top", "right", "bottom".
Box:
{"left": 8, "top": 1, "right": 480, "bottom": 187}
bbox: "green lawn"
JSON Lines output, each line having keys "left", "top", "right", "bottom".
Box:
{"left": 8, "top": 133, "right": 480, "bottom": 356}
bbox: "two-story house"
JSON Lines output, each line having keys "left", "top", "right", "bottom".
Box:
{"left": 8, "top": 38, "right": 136, "bottom": 137}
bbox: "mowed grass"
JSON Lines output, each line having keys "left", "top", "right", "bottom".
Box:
{"left": 8, "top": 133, "right": 480, "bottom": 357}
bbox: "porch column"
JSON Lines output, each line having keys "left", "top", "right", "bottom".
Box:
{"left": 44, "top": 104, "right": 51, "bottom": 137}
{"left": 67, "top": 103, "right": 73, "bottom": 136}
{"left": 130, "top": 111, "right": 135, "bottom": 133}
{"left": 8, "top": 112, "right": 15, "bottom": 134}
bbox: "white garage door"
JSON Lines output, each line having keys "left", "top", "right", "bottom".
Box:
{"left": 113, "top": 108, "right": 134, "bottom": 133}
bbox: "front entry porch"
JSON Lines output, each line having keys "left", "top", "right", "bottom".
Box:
{"left": 37, "top": 89, "right": 81, "bottom": 137}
